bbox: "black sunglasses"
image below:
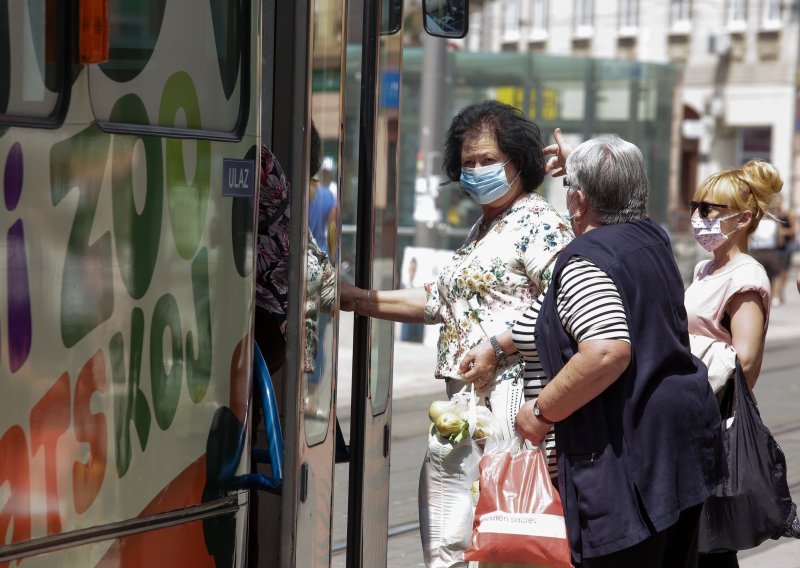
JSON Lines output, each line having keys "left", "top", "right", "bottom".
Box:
{"left": 690, "top": 200, "right": 728, "bottom": 218}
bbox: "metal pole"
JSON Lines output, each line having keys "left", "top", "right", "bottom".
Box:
{"left": 413, "top": 32, "right": 448, "bottom": 248}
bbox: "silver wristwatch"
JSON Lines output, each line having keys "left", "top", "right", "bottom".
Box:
{"left": 489, "top": 335, "right": 506, "bottom": 361}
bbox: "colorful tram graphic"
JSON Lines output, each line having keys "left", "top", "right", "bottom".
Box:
{"left": 0, "top": 0, "right": 461, "bottom": 566}
{"left": 1, "top": 0, "right": 258, "bottom": 565}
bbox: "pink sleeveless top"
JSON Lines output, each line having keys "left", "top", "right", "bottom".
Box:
{"left": 684, "top": 254, "right": 771, "bottom": 345}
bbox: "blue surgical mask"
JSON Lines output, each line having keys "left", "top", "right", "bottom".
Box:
{"left": 460, "top": 160, "right": 520, "bottom": 205}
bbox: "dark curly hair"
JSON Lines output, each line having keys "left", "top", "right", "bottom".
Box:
{"left": 442, "top": 100, "right": 545, "bottom": 193}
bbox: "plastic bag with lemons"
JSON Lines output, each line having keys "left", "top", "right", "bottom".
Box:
{"left": 428, "top": 385, "right": 493, "bottom": 443}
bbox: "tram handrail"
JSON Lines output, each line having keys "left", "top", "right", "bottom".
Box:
{"left": 234, "top": 342, "right": 284, "bottom": 491}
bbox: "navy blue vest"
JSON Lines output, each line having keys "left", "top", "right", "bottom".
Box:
{"left": 535, "top": 218, "right": 724, "bottom": 561}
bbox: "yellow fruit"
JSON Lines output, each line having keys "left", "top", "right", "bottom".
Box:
{"left": 428, "top": 400, "right": 452, "bottom": 423}
{"left": 473, "top": 426, "right": 492, "bottom": 439}
{"left": 435, "top": 412, "right": 465, "bottom": 437}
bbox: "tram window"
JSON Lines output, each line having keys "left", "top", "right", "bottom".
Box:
{"left": 382, "top": 0, "right": 403, "bottom": 35}
{"left": 0, "top": 0, "right": 67, "bottom": 126}
{"left": 422, "top": 0, "right": 469, "bottom": 38}
{"left": 89, "top": 0, "right": 248, "bottom": 138}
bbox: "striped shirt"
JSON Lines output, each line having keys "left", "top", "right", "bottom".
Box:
{"left": 512, "top": 256, "right": 630, "bottom": 477}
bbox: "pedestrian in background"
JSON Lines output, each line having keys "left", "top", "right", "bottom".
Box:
{"left": 514, "top": 134, "right": 725, "bottom": 568}
{"left": 773, "top": 197, "right": 796, "bottom": 306}
{"left": 309, "top": 159, "right": 337, "bottom": 258}
{"left": 341, "top": 100, "right": 573, "bottom": 567}
{"left": 684, "top": 160, "right": 800, "bottom": 568}
{"left": 748, "top": 195, "right": 783, "bottom": 304}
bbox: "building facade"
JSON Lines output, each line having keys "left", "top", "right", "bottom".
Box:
{"left": 463, "top": 0, "right": 800, "bottom": 225}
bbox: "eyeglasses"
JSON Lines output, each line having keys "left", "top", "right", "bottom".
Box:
{"left": 689, "top": 200, "right": 728, "bottom": 218}
{"left": 563, "top": 178, "right": 572, "bottom": 190}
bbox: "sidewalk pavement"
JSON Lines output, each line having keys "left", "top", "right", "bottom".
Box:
{"left": 737, "top": 272, "right": 800, "bottom": 567}
{"left": 740, "top": 537, "right": 800, "bottom": 568}
{"left": 764, "top": 270, "right": 800, "bottom": 345}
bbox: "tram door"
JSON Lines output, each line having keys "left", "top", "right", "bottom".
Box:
{"left": 257, "top": 0, "right": 355, "bottom": 566}
{"left": 257, "top": 0, "right": 402, "bottom": 566}
{"left": 341, "top": 0, "right": 404, "bottom": 565}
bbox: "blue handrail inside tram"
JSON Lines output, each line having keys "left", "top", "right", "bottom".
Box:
{"left": 234, "top": 341, "right": 284, "bottom": 491}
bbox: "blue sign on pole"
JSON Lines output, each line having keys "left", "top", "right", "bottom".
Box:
{"left": 222, "top": 158, "right": 256, "bottom": 197}
{"left": 380, "top": 70, "right": 401, "bottom": 109}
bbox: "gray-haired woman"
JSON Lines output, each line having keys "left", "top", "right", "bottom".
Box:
{"left": 513, "top": 132, "right": 725, "bottom": 568}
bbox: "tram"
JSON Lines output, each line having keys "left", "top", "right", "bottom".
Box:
{"left": 0, "top": 0, "right": 463, "bottom": 566}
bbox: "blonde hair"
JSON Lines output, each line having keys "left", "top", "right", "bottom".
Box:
{"left": 694, "top": 159, "right": 783, "bottom": 234}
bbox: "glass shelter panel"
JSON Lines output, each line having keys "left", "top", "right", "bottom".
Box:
{"left": 390, "top": 49, "right": 675, "bottom": 259}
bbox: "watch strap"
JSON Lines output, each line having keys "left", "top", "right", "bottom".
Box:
{"left": 534, "top": 400, "right": 555, "bottom": 424}
{"left": 489, "top": 335, "right": 506, "bottom": 361}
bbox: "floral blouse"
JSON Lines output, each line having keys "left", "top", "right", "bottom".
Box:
{"left": 304, "top": 234, "right": 336, "bottom": 373}
{"left": 255, "top": 146, "right": 291, "bottom": 333}
{"left": 424, "top": 192, "right": 573, "bottom": 381}
{"left": 255, "top": 146, "right": 335, "bottom": 372}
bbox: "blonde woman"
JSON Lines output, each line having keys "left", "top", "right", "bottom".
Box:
{"left": 684, "top": 159, "right": 800, "bottom": 568}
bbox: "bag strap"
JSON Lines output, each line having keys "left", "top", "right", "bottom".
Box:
{"left": 733, "top": 357, "right": 761, "bottom": 419}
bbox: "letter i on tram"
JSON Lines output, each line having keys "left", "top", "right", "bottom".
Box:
{"left": 0, "top": 0, "right": 464, "bottom": 566}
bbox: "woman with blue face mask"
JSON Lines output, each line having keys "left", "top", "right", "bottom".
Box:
{"left": 340, "top": 100, "right": 572, "bottom": 567}
{"left": 684, "top": 160, "right": 800, "bottom": 567}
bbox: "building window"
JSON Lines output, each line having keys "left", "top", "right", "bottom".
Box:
{"left": 619, "top": 0, "right": 638, "bottom": 29}
{"left": 671, "top": 0, "right": 691, "bottom": 32}
{"left": 761, "top": 0, "right": 781, "bottom": 28}
{"left": 530, "top": 0, "right": 549, "bottom": 40}
{"left": 727, "top": 0, "right": 747, "bottom": 31}
{"left": 504, "top": 0, "right": 520, "bottom": 39}
{"left": 738, "top": 127, "right": 771, "bottom": 164}
{"left": 575, "top": 0, "right": 594, "bottom": 37}
{"left": 468, "top": 9, "right": 483, "bottom": 51}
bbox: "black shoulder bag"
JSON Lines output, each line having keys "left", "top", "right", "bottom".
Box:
{"left": 698, "top": 359, "right": 795, "bottom": 553}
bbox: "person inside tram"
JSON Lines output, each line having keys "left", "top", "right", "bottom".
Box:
{"left": 684, "top": 160, "right": 800, "bottom": 567}
{"left": 250, "top": 119, "right": 346, "bottom": 561}
{"left": 512, "top": 133, "right": 725, "bottom": 568}
{"left": 340, "top": 99, "right": 573, "bottom": 567}
{"left": 254, "top": 123, "right": 335, "bottom": 383}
